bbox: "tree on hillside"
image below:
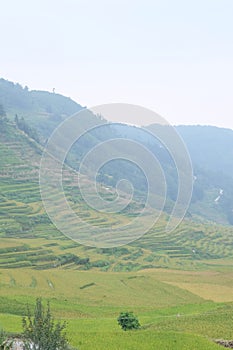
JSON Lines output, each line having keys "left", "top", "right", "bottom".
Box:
{"left": 22, "top": 298, "right": 70, "bottom": 350}
{"left": 15, "top": 115, "right": 40, "bottom": 143}
{"left": 0, "top": 104, "right": 6, "bottom": 118}
{"left": 0, "top": 104, "right": 7, "bottom": 127}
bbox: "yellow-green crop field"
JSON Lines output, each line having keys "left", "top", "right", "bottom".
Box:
{"left": 0, "top": 267, "right": 232, "bottom": 349}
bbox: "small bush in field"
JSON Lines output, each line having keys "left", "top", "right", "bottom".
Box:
{"left": 117, "top": 311, "right": 140, "bottom": 331}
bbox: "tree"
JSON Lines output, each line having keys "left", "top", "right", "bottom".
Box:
{"left": 0, "top": 329, "right": 6, "bottom": 344}
{"left": 15, "top": 116, "right": 40, "bottom": 143}
{"left": 22, "top": 298, "right": 69, "bottom": 350}
{"left": 14, "top": 114, "right": 19, "bottom": 126}
{"left": 0, "top": 104, "right": 7, "bottom": 126}
{"left": 117, "top": 311, "right": 140, "bottom": 331}
{"left": 0, "top": 104, "right": 6, "bottom": 118}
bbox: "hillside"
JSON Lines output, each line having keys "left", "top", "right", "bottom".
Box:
{"left": 176, "top": 125, "right": 233, "bottom": 176}
{"left": 177, "top": 125, "right": 233, "bottom": 225}
{"left": 1, "top": 77, "right": 233, "bottom": 226}
{"left": 0, "top": 77, "right": 82, "bottom": 138}
{"left": 0, "top": 79, "right": 233, "bottom": 350}
{"left": 0, "top": 117, "right": 232, "bottom": 272}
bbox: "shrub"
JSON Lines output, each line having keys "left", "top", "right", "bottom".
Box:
{"left": 0, "top": 329, "right": 7, "bottom": 344}
{"left": 117, "top": 311, "right": 140, "bottom": 331}
{"left": 22, "top": 298, "right": 69, "bottom": 350}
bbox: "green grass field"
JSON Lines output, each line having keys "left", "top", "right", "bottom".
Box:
{"left": 0, "top": 268, "right": 232, "bottom": 349}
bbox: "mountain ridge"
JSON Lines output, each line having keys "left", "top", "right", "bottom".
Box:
{"left": 1, "top": 77, "right": 233, "bottom": 226}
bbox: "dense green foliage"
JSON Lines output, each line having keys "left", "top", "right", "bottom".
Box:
{"left": 22, "top": 298, "right": 69, "bottom": 350}
{"left": 0, "top": 329, "right": 6, "bottom": 345}
{"left": 15, "top": 115, "right": 40, "bottom": 143}
{"left": 117, "top": 312, "right": 140, "bottom": 331}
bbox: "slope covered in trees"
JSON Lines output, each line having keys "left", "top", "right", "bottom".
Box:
{"left": 1, "top": 77, "right": 233, "bottom": 225}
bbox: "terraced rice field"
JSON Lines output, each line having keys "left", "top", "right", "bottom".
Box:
{"left": 0, "top": 122, "right": 232, "bottom": 271}
{"left": 0, "top": 171, "right": 233, "bottom": 271}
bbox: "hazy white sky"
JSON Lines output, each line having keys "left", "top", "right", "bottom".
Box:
{"left": 1, "top": 0, "right": 233, "bottom": 128}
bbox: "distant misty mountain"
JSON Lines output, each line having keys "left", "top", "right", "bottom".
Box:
{"left": 176, "top": 126, "right": 233, "bottom": 224}
{"left": 109, "top": 123, "right": 233, "bottom": 225}
{"left": 176, "top": 125, "right": 233, "bottom": 177}
{"left": 1, "top": 77, "right": 233, "bottom": 225}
